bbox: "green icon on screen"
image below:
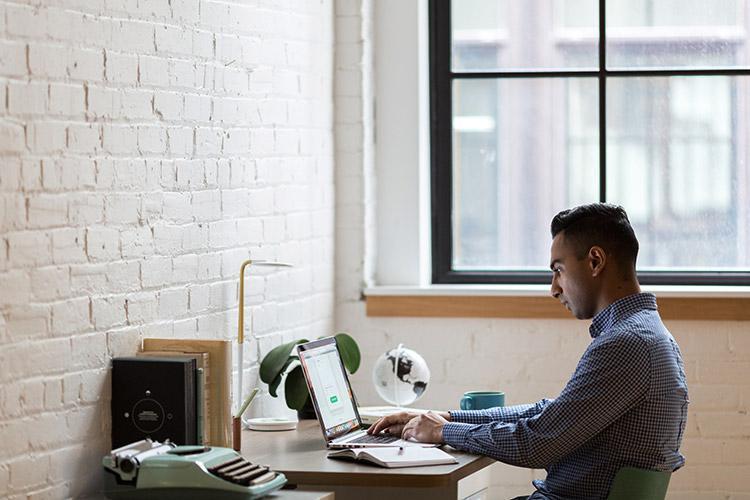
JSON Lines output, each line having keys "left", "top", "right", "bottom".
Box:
{"left": 330, "top": 395, "right": 338, "bottom": 403}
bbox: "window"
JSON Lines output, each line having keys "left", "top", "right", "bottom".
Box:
{"left": 431, "top": 0, "right": 750, "bottom": 285}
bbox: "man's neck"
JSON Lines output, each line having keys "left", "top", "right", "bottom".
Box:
{"left": 595, "top": 279, "right": 641, "bottom": 317}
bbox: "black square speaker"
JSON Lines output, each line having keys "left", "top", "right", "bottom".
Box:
{"left": 111, "top": 357, "right": 197, "bottom": 449}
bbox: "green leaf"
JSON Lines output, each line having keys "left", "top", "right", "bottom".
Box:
{"left": 259, "top": 339, "right": 308, "bottom": 383}
{"left": 284, "top": 365, "right": 310, "bottom": 411}
{"left": 259, "top": 341, "right": 296, "bottom": 383}
{"left": 335, "top": 332, "right": 360, "bottom": 374}
{"left": 268, "top": 357, "right": 297, "bottom": 397}
{"left": 268, "top": 373, "right": 282, "bottom": 398}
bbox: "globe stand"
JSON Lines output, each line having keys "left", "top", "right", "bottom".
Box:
{"left": 392, "top": 343, "right": 404, "bottom": 407}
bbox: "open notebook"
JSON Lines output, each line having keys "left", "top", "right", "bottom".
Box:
{"left": 327, "top": 446, "right": 457, "bottom": 468}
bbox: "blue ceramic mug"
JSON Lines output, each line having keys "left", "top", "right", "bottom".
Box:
{"left": 460, "top": 391, "right": 505, "bottom": 410}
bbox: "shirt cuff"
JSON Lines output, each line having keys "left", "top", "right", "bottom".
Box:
{"left": 449, "top": 408, "right": 502, "bottom": 423}
{"left": 442, "top": 422, "right": 474, "bottom": 448}
{"left": 450, "top": 409, "right": 481, "bottom": 422}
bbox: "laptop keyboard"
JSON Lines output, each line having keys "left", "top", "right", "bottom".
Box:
{"left": 348, "top": 433, "right": 400, "bottom": 445}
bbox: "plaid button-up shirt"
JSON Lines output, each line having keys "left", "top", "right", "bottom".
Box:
{"left": 443, "top": 293, "right": 688, "bottom": 500}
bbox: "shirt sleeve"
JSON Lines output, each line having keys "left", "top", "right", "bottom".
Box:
{"left": 449, "top": 399, "right": 553, "bottom": 424}
{"left": 442, "top": 333, "right": 650, "bottom": 468}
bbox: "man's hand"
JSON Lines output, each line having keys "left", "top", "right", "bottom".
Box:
{"left": 367, "top": 410, "right": 452, "bottom": 437}
{"left": 401, "top": 411, "right": 449, "bottom": 444}
{"left": 367, "top": 411, "right": 420, "bottom": 436}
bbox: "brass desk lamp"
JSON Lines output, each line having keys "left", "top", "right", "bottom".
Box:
{"left": 236, "top": 259, "right": 293, "bottom": 424}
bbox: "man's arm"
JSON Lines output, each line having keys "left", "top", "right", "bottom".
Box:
{"left": 442, "top": 334, "right": 650, "bottom": 468}
{"left": 369, "top": 401, "right": 551, "bottom": 436}
{"left": 449, "top": 400, "right": 554, "bottom": 425}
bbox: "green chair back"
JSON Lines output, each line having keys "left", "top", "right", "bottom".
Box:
{"left": 607, "top": 467, "right": 672, "bottom": 500}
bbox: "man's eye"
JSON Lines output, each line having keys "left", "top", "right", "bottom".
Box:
{"left": 553, "top": 268, "right": 562, "bottom": 275}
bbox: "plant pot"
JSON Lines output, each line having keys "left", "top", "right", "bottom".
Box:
{"left": 296, "top": 398, "right": 317, "bottom": 420}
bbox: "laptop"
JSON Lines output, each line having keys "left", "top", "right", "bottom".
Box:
{"left": 297, "top": 337, "right": 428, "bottom": 449}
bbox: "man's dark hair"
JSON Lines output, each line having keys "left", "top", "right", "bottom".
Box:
{"left": 551, "top": 203, "right": 639, "bottom": 269}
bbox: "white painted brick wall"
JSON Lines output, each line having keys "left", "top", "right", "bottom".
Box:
{"left": 0, "top": 1, "right": 334, "bottom": 498}
{"left": 333, "top": 1, "right": 750, "bottom": 499}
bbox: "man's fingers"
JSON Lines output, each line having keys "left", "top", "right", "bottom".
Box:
{"left": 385, "top": 424, "right": 404, "bottom": 435}
{"left": 368, "top": 412, "right": 415, "bottom": 435}
{"left": 368, "top": 417, "right": 387, "bottom": 434}
{"left": 371, "top": 418, "right": 382, "bottom": 433}
{"left": 369, "top": 415, "right": 398, "bottom": 435}
{"left": 401, "top": 425, "right": 411, "bottom": 440}
{"left": 371, "top": 416, "right": 391, "bottom": 433}
{"left": 400, "top": 417, "right": 417, "bottom": 439}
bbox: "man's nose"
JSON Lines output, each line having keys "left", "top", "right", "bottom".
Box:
{"left": 550, "top": 277, "right": 561, "bottom": 299}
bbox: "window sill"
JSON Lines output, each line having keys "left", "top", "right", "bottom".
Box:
{"left": 364, "top": 285, "right": 750, "bottom": 320}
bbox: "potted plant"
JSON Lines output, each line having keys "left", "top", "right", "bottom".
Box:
{"left": 259, "top": 333, "right": 361, "bottom": 418}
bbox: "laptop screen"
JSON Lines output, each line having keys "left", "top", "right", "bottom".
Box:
{"left": 297, "top": 338, "right": 360, "bottom": 440}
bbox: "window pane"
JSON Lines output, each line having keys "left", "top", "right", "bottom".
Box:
{"left": 607, "top": 76, "right": 750, "bottom": 270}
{"left": 452, "top": 78, "right": 599, "bottom": 270}
{"left": 606, "top": 0, "right": 750, "bottom": 68}
{"left": 452, "top": 0, "right": 599, "bottom": 71}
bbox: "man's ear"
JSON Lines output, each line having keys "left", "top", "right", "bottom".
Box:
{"left": 588, "top": 246, "right": 606, "bottom": 277}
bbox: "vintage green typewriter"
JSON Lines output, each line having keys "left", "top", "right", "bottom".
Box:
{"left": 102, "top": 439, "right": 286, "bottom": 499}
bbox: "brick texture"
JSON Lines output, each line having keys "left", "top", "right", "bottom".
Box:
{"left": 0, "top": 0, "right": 334, "bottom": 498}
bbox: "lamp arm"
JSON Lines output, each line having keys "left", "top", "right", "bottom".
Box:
{"left": 235, "top": 258, "right": 293, "bottom": 418}
{"left": 238, "top": 259, "right": 253, "bottom": 345}
{"left": 236, "top": 259, "right": 253, "bottom": 416}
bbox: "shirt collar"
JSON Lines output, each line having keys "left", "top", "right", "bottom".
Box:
{"left": 589, "top": 292, "right": 658, "bottom": 339}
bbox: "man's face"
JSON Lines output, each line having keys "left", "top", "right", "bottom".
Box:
{"left": 549, "top": 232, "right": 599, "bottom": 320}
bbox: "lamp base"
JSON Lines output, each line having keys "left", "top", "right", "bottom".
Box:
{"left": 246, "top": 417, "right": 297, "bottom": 431}
{"left": 232, "top": 416, "right": 241, "bottom": 451}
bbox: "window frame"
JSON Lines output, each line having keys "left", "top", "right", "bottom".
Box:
{"left": 430, "top": 0, "right": 750, "bottom": 286}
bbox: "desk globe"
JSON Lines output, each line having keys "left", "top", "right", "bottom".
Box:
{"left": 372, "top": 344, "right": 430, "bottom": 406}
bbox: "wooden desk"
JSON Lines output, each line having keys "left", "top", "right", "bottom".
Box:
{"left": 267, "top": 492, "right": 334, "bottom": 499}
{"left": 89, "top": 487, "right": 332, "bottom": 499}
{"left": 241, "top": 421, "right": 495, "bottom": 500}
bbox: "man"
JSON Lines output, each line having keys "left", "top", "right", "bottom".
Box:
{"left": 368, "top": 204, "right": 689, "bottom": 500}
